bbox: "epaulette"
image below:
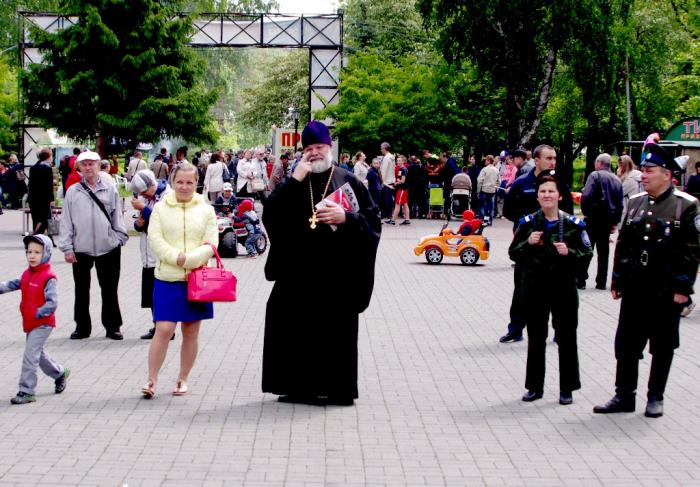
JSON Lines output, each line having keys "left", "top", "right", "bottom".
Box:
{"left": 566, "top": 214, "right": 586, "bottom": 228}
{"left": 518, "top": 213, "right": 535, "bottom": 226}
{"left": 674, "top": 190, "right": 698, "bottom": 203}
{"left": 629, "top": 191, "right": 647, "bottom": 200}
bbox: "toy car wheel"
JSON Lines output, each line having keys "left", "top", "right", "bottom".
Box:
{"left": 255, "top": 233, "right": 268, "bottom": 255}
{"left": 219, "top": 231, "right": 238, "bottom": 258}
{"left": 460, "top": 247, "right": 479, "bottom": 266}
{"left": 425, "top": 247, "right": 443, "bottom": 264}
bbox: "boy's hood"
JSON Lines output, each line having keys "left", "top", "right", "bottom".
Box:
{"left": 23, "top": 234, "right": 53, "bottom": 264}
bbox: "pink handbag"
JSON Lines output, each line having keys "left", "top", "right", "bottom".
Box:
{"left": 187, "top": 244, "right": 237, "bottom": 302}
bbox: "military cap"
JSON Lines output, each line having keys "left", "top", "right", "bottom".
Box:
{"left": 641, "top": 144, "right": 682, "bottom": 172}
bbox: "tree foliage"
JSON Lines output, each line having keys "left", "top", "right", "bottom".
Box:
{"left": 316, "top": 51, "right": 504, "bottom": 157}
{"left": 418, "top": 0, "right": 581, "bottom": 147}
{"left": 239, "top": 49, "right": 309, "bottom": 137}
{"left": 21, "top": 0, "right": 218, "bottom": 153}
{"left": 0, "top": 56, "right": 19, "bottom": 154}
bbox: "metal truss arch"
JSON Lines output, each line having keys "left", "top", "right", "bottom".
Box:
{"left": 17, "top": 11, "right": 343, "bottom": 164}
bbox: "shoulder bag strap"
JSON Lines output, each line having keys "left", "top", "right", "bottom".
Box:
{"left": 80, "top": 182, "right": 113, "bottom": 226}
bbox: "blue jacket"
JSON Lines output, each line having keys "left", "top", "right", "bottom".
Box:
{"left": 503, "top": 168, "right": 574, "bottom": 228}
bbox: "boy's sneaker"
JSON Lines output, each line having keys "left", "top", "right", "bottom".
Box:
{"left": 384, "top": 220, "right": 396, "bottom": 225}
{"left": 400, "top": 220, "right": 411, "bottom": 225}
{"left": 55, "top": 368, "right": 70, "bottom": 394}
{"left": 248, "top": 253, "right": 257, "bottom": 259}
{"left": 10, "top": 392, "right": 36, "bottom": 405}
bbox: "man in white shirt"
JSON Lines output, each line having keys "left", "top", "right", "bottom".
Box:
{"left": 379, "top": 142, "right": 396, "bottom": 219}
{"left": 477, "top": 155, "right": 500, "bottom": 225}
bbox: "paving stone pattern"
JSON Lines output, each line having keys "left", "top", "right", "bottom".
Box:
{"left": 0, "top": 209, "right": 698, "bottom": 486}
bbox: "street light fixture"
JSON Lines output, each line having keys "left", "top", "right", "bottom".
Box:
{"left": 288, "top": 106, "right": 300, "bottom": 152}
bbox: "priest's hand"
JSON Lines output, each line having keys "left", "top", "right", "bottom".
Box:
{"left": 292, "top": 159, "right": 312, "bottom": 182}
{"left": 317, "top": 200, "right": 346, "bottom": 225}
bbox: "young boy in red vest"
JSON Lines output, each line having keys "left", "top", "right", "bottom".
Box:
{"left": 0, "top": 234, "right": 69, "bottom": 404}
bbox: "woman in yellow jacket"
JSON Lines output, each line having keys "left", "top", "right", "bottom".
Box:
{"left": 142, "top": 162, "right": 218, "bottom": 398}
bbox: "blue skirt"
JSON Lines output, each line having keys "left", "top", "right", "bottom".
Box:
{"left": 153, "top": 279, "right": 214, "bottom": 323}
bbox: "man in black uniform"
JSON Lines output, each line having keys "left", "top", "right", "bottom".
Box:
{"left": 499, "top": 145, "right": 574, "bottom": 343}
{"left": 594, "top": 143, "right": 700, "bottom": 418}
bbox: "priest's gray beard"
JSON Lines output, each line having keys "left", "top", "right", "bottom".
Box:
{"left": 310, "top": 152, "right": 333, "bottom": 173}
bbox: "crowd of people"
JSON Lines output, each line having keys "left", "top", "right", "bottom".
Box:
{"left": 0, "top": 127, "right": 698, "bottom": 420}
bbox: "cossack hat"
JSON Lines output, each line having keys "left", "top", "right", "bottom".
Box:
{"left": 301, "top": 121, "right": 332, "bottom": 148}
{"left": 642, "top": 143, "right": 682, "bottom": 172}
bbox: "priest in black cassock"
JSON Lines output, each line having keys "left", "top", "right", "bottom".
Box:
{"left": 262, "top": 121, "right": 381, "bottom": 406}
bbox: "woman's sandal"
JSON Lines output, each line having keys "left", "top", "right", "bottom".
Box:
{"left": 141, "top": 381, "right": 155, "bottom": 399}
{"left": 173, "top": 380, "right": 188, "bottom": 396}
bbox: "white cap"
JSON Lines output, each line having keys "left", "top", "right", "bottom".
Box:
{"left": 223, "top": 182, "right": 233, "bottom": 191}
{"left": 76, "top": 151, "right": 100, "bottom": 163}
{"left": 674, "top": 155, "right": 690, "bottom": 171}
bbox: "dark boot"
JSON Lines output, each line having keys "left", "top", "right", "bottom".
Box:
{"left": 645, "top": 397, "right": 664, "bottom": 418}
{"left": 593, "top": 395, "right": 635, "bottom": 414}
{"left": 141, "top": 328, "right": 156, "bottom": 339}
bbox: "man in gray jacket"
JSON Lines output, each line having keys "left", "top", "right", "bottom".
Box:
{"left": 59, "top": 151, "right": 128, "bottom": 340}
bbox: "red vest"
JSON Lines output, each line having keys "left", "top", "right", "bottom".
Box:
{"left": 19, "top": 263, "right": 57, "bottom": 333}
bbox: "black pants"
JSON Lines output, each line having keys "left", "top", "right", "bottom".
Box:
{"left": 614, "top": 293, "right": 681, "bottom": 400}
{"left": 580, "top": 220, "right": 612, "bottom": 287}
{"left": 616, "top": 353, "right": 674, "bottom": 401}
{"left": 380, "top": 186, "right": 395, "bottom": 219}
{"left": 507, "top": 264, "right": 526, "bottom": 336}
{"left": 72, "top": 246, "right": 122, "bottom": 335}
{"left": 525, "top": 283, "right": 580, "bottom": 393}
{"left": 30, "top": 204, "right": 51, "bottom": 235}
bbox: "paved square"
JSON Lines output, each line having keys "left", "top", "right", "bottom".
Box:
{"left": 0, "top": 209, "right": 698, "bottom": 486}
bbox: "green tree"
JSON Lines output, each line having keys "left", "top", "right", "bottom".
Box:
{"left": 0, "top": 55, "right": 19, "bottom": 154}
{"left": 343, "top": 0, "right": 433, "bottom": 59}
{"left": 418, "top": 0, "right": 581, "bottom": 148}
{"left": 21, "top": 0, "right": 218, "bottom": 155}
{"left": 239, "top": 49, "right": 309, "bottom": 137}
{"left": 316, "top": 51, "right": 503, "bottom": 157}
{"left": 0, "top": 0, "right": 60, "bottom": 63}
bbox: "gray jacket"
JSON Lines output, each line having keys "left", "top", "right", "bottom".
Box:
{"left": 59, "top": 179, "right": 128, "bottom": 256}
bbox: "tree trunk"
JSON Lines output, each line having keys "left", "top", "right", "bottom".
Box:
{"left": 96, "top": 135, "right": 107, "bottom": 159}
{"left": 519, "top": 48, "right": 557, "bottom": 147}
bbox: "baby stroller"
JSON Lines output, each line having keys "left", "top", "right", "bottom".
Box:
{"left": 428, "top": 185, "right": 444, "bottom": 219}
{"left": 450, "top": 188, "right": 471, "bottom": 218}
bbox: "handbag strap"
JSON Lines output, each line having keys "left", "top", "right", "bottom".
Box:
{"left": 80, "top": 182, "right": 113, "bottom": 227}
{"left": 207, "top": 242, "right": 224, "bottom": 269}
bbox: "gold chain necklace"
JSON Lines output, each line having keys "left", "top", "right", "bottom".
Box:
{"left": 308, "top": 165, "right": 335, "bottom": 229}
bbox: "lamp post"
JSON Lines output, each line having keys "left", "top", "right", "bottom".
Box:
{"left": 288, "top": 106, "right": 300, "bottom": 152}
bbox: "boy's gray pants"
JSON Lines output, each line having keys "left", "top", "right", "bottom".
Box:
{"left": 20, "top": 325, "right": 63, "bottom": 395}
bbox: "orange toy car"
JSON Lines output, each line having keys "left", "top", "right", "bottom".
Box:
{"left": 413, "top": 222, "right": 490, "bottom": 265}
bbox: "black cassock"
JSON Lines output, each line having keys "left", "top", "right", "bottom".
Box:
{"left": 262, "top": 166, "right": 381, "bottom": 399}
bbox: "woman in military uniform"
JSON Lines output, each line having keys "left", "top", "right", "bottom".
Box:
{"left": 509, "top": 174, "right": 593, "bottom": 405}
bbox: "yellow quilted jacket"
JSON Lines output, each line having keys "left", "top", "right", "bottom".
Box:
{"left": 148, "top": 192, "right": 218, "bottom": 282}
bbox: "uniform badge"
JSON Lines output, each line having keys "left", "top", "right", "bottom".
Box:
{"left": 694, "top": 214, "right": 700, "bottom": 233}
{"left": 581, "top": 230, "right": 592, "bottom": 248}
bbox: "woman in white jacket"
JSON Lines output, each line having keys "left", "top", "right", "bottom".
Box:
{"left": 236, "top": 150, "right": 258, "bottom": 197}
{"left": 203, "top": 151, "right": 226, "bottom": 202}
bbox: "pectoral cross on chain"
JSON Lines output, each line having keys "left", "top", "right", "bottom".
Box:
{"left": 309, "top": 212, "right": 318, "bottom": 229}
